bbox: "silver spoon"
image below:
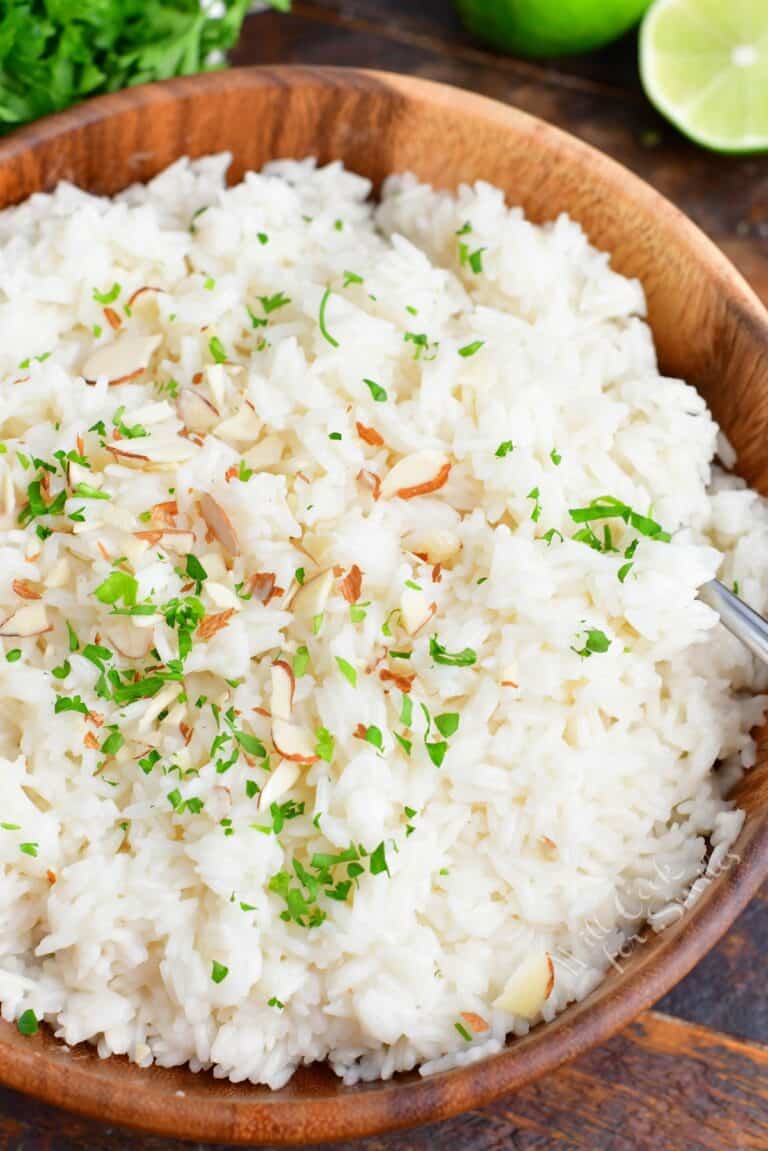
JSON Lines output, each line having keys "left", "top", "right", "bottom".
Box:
{"left": 699, "top": 580, "right": 768, "bottom": 663}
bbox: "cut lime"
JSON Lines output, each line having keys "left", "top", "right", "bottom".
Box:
{"left": 455, "top": 0, "right": 653, "bottom": 58}
{"left": 640, "top": 0, "right": 768, "bottom": 152}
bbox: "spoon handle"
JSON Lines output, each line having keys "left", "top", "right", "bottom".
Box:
{"left": 700, "top": 579, "right": 768, "bottom": 665}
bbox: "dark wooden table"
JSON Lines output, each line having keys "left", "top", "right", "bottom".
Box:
{"left": 2, "top": 3, "right": 767, "bottom": 1148}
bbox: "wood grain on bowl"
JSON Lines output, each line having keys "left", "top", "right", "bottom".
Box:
{"left": 0, "top": 67, "right": 766, "bottom": 1145}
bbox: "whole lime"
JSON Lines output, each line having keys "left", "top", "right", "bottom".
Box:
{"left": 455, "top": 0, "right": 653, "bottom": 57}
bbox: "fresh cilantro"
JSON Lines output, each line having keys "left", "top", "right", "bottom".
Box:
{"left": 293, "top": 645, "right": 310, "bottom": 677}
{"left": 458, "top": 340, "right": 484, "bottom": 358}
{"left": 572, "top": 627, "right": 612, "bottom": 659}
{"left": 363, "top": 725, "right": 383, "bottom": 751}
{"left": 335, "top": 657, "right": 357, "bottom": 687}
{"left": 93, "top": 283, "right": 120, "bottom": 305}
{"left": 208, "top": 336, "right": 227, "bottom": 364}
{"left": 429, "top": 635, "right": 477, "bottom": 667}
{"left": 16, "top": 1009, "right": 38, "bottom": 1036}
{"left": 318, "top": 287, "right": 339, "bottom": 348}
{"left": 0, "top": 4, "right": 258, "bottom": 135}
{"left": 211, "top": 961, "right": 229, "bottom": 984}
{"left": 363, "top": 378, "right": 387, "bottom": 402}
{"left": 185, "top": 554, "right": 207, "bottom": 594}
{"left": 112, "top": 405, "right": 147, "bottom": 440}
{"left": 495, "top": 440, "right": 514, "bottom": 458}
{"left": 315, "top": 726, "right": 334, "bottom": 763}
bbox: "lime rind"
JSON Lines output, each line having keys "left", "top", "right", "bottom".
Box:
{"left": 640, "top": 0, "right": 768, "bottom": 153}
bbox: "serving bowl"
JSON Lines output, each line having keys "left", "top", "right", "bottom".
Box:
{"left": 0, "top": 66, "right": 767, "bottom": 1145}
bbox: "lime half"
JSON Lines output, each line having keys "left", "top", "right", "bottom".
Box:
{"left": 640, "top": 0, "right": 768, "bottom": 152}
{"left": 455, "top": 0, "right": 652, "bottom": 58}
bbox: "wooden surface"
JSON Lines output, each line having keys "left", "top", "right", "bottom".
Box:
{"left": 0, "top": 3, "right": 765, "bottom": 1148}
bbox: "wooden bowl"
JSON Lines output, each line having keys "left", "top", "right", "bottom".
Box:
{"left": 0, "top": 66, "right": 767, "bottom": 1145}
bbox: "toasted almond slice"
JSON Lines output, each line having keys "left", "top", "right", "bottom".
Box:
{"left": 379, "top": 667, "right": 415, "bottom": 693}
{"left": 289, "top": 568, "right": 334, "bottom": 621}
{"left": 105, "top": 444, "right": 151, "bottom": 466}
{"left": 258, "top": 758, "right": 300, "bottom": 810}
{"left": 66, "top": 460, "right": 100, "bottom": 491}
{"left": 246, "top": 572, "right": 277, "bottom": 604}
{"left": 0, "top": 603, "right": 50, "bottom": 636}
{"left": 356, "top": 421, "right": 384, "bottom": 447}
{"left": 104, "top": 306, "right": 121, "bottom": 331}
{"left": 82, "top": 334, "right": 161, "bottom": 385}
{"left": 127, "top": 285, "right": 165, "bottom": 309}
{"left": 215, "top": 403, "right": 262, "bottom": 445}
{"left": 460, "top": 1012, "right": 490, "bottom": 1034}
{"left": 197, "top": 608, "right": 235, "bottom": 641}
{"left": 493, "top": 952, "right": 554, "bottom": 1020}
{"left": 150, "top": 500, "right": 178, "bottom": 525}
{"left": 134, "top": 529, "right": 196, "bottom": 555}
{"left": 356, "top": 468, "right": 382, "bottom": 500}
{"left": 406, "top": 528, "right": 461, "bottom": 565}
{"left": 380, "top": 451, "right": 451, "bottom": 500}
{"left": 12, "top": 579, "right": 41, "bottom": 601}
{"left": 400, "top": 587, "right": 436, "bottom": 636}
{"left": 104, "top": 620, "right": 154, "bottom": 660}
{"left": 501, "top": 664, "right": 519, "bottom": 688}
{"left": 271, "top": 718, "right": 319, "bottom": 764}
{"left": 270, "top": 660, "right": 295, "bottom": 721}
{"left": 177, "top": 388, "right": 220, "bottom": 434}
{"left": 199, "top": 494, "right": 240, "bottom": 556}
{"left": 338, "top": 564, "right": 363, "bottom": 604}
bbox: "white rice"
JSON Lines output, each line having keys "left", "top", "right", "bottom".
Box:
{"left": 0, "top": 155, "right": 765, "bottom": 1088}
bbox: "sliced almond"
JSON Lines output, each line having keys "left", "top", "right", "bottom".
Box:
{"left": 150, "top": 500, "right": 178, "bottom": 526}
{"left": 406, "top": 528, "right": 461, "bottom": 565}
{"left": 289, "top": 568, "right": 334, "bottom": 621}
{"left": 215, "top": 402, "right": 262, "bottom": 445}
{"left": 177, "top": 388, "right": 220, "bottom": 434}
{"left": 270, "top": 660, "right": 295, "bottom": 721}
{"left": 12, "top": 579, "right": 41, "bottom": 601}
{"left": 338, "top": 564, "right": 363, "bottom": 604}
{"left": 380, "top": 451, "right": 451, "bottom": 500}
{"left": 0, "top": 603, "right": 50, "bottom": 637}
{"left": 126, "top": 285, "right": 165, "bottom": 309}
{"left": 196, "top": 608, "right": 235, "bottom": 641}
{"left": 199, "top": 494, "right": 240, "bottom": 556}
{"left": 379, "top": 667, "right": 415, "bottom": 693}
{"left": 104, "top": 620, "right": 154, "bottom": 660}
{"left": 460, "top": 1012, "right": 490, "bottom": 1034}
{"left": 134, "top": 529, "right": 196, "bottom": 555}
{"left": 105, "top": 444, "right": 151, "bottom": 466}
{"left": 271, "top": 718, "right": 319, "bottom": 764}
{"left": 400, "top": 586, "right": 436, "bottom": 636}
{"left": 81, "top": 334, "right": 161, "bottom": 385}
{"left": 66, "top": 460, "right": 99, "bottom": 491}
{"left": 493, "top": 952, "right": 554, "bottom": 1020}
{"left": 258, "top": 758, "right": 300, "bottom": 810}
{"left": 356, "top": 468, "right": 382, "bottom": 501}
{"left": 356, "top": 421, "right": 384, "bottom": 447}
{"left": 246, "top": 572, "right": 277, "bottom": 604}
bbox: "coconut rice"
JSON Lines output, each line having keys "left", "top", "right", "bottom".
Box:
{"left": 0, "top": 155, "right": 765, "bottom": 1087}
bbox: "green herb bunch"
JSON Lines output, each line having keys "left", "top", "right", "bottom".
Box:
{"left": 0, "top": 0, "right": 286, "bottom": 133}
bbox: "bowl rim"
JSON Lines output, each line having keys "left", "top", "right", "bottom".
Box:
{"left": 0, "top": 64, "right": 766, "bottom": 1145}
